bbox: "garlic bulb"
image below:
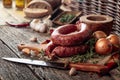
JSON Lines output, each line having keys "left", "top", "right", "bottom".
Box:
{"left": 30, "top": 19, "right": 42, "bottom": 29}
{"left": 39, "top": 23, "right": 48, "bottom": 33}
{"left": 30, "top": 19, "right": 49, "bottom": 33}
{"left": 34, "top": 23, "right": 41, "bottom": 31}
{"left": 43, "top": 19, "right": 53, "bottom": 27}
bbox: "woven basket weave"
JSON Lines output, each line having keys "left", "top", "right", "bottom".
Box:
{"left": 78, "top": 0, "right": 120, "bottom": 35}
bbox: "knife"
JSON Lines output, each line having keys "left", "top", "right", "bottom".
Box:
{"left": 2, "top": 57, "right": 66, "bottom": 69}
{"left": 2, "top": 57, "right": 109, "bottom": 74}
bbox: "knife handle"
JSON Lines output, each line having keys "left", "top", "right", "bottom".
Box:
{"left": 69, "top": 63, "right": 108, "bottom": 74}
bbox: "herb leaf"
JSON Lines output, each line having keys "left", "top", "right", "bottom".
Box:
{"left": 70, "top": 38, "right": 96, "bottom": 63}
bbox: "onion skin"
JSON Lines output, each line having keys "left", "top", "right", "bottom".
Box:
{"left": 107, "top": 34, "right": 120, "bottom": 47}
{"left": 107, "top": 34, "right": 120, "bottom": 52}
{"left": 95, "top": 38, "right": 112, "bottom": 55}
{"left": 93, "top": 31, "right": 107, "bottom": 39}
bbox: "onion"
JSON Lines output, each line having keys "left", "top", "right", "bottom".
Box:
{"left": 95, "top": 38, "right": 112, "bottom": 55}
{"left": 107, "top": 34, "right": 120, "bottom": 47}
{"left": 93, "top": 31, "right": 107, "bottom": 39}
{"left": 107, "top": 34, "right": 120, "bottom": 51}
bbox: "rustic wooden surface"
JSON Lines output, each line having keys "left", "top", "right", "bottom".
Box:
{"left": 0, "top": 1, "right": 118, "bottom": 80}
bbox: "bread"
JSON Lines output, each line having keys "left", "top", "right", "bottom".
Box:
{"left": 24, "top": 0, "right": 53, "bottom": 18}
{"left": 24, "top": 8, "right": 48, "bottom": 18}
{"left": 27, "top": 0, "right": 53, "bottom": 13}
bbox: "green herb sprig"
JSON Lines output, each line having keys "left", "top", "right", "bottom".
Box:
{"left": 37, "top": 49, "right": 45, "bottom": 59}
{"left": 70, "top": 38, "right": 97, "bottom": 63}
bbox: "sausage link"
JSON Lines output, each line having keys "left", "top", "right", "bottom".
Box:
{"left": 45, "top": 41, "right": 57, "bottom": 57}
{"left": 51, "top": 24, "right": 92, "bottom": 46}
{"left": 51, "top": 45, "right": 88, "bottom": 57}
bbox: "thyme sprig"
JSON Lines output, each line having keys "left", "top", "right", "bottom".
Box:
{"left": 70, "top": 38, "right": 97, "bottom": 63}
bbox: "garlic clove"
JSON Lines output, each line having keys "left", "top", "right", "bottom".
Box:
{"left": 30, "top": 19, "right": 41, "bottom": 29}
{"left": 39, "top": 23, "right": 48, "bottom": 33}
{"left": 34, "top": 23, "right": 41, "bottom": 31}
{"left": 69, "top": 67, "right": 77, "bottom": 76}
{"left": 43, "top": 19, "right": 53, "bottom": 27}
{"left": 30, "top": 37, "right": 38, "bottom": 42}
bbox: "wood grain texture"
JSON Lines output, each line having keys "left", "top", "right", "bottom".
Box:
{"left": 0, "top": 40, "right": 39, "bottom": 80}
{"left": 0, "top": 1, "right": 116, "bottom": 80}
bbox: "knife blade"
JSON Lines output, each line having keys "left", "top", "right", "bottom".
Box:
{"left": 2, "top": 57, "right": 109, "bottom": 74}
{"left": 2, "top": 57, "right": 66, "bottom": 69}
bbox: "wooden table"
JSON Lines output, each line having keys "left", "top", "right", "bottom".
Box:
{"left": 0, "top": 1, "right": 119, "bottom": 80}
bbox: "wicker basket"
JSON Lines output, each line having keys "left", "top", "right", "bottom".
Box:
{"left": 78, "top": 0, "right": 120, "bottom": 35}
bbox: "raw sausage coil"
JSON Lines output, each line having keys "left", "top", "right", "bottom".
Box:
{"left": 51, "top": 24, "right": 92, "bottom": 46}
{"left": 51, "top": 45, "right": 88, "bottom": 57}
{"left": 45, "top": 41, "right": 88, "bottom": 58}
{"left": 45, "top": 41, "right": 57, "bottom": 57}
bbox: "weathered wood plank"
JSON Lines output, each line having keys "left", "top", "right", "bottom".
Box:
{"left": 0, "top": 26, "right": 49, "bottom": 56}
{"left": 0, "top": 40, "right": 39, "bottom": 80}
{"left": 3, "top": 7, "right": 31, "bottom": 23}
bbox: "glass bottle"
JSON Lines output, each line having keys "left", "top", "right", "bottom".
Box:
{"left": 3, "top": 0, "right": 12, "bottom": 8}
{"left": 16, "top": 0, "right": 25, "bottom": 9}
